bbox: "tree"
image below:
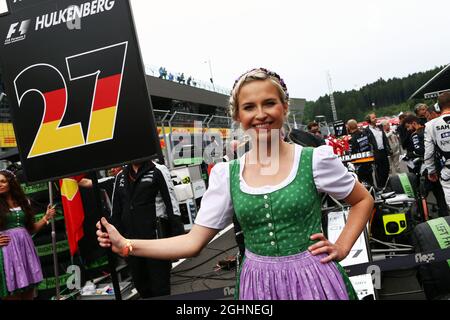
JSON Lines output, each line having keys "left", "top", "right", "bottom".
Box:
{"left": 303, "top": 66, "right": 445, "bottom": 123}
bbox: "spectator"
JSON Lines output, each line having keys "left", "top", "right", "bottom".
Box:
{"left": 176, "top": 136, "right": 185, "bottom": 158}
{"left": 168, "top": 73, "right": 174, "bottom": 81}
{"left": 398, "top": 113, "right": 413, "bottom": 154}
{"left": 307, "top": 122, "right": 321, "bottom": 137}
{"left": 382, "top": 120, "right": 401, "bottom": 174}
{"left": 153, "top": 161, "right": 183, "bottom": 239}
{"left": 187, "top": 76, "right": 192, "bottom": 86}
{"left": 209, "top": 136, "right": 220, "bottom": 156}
{"left": 414, "top": 103, "right": 428, "bottom": 126}
{"left": 364, "top": 113, "right": 391, "bottom": 188}
{"left": 158, "top": 67, "right": 167, "bottom": 79}
{"left": 177, "top": 73, "right": 185, "bottom": 84}
{"left": 307, "top": 122, "right": 326, "bottom": 146}
{"left": 398, "top": 112, "right": 416, "bottom": 174}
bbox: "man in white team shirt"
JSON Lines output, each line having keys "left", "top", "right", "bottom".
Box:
{"left": 425, "top": 91, "right": 450, "bottom": 212}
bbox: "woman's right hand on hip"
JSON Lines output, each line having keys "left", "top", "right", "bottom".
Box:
{"left": 0, "top": 234, "right": 10, "bottom": 247}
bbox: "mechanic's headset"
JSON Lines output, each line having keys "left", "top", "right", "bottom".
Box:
{"left": 435, "top": 103, "right": 441, "bottom": 113}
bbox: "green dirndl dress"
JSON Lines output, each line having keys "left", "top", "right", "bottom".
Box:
{"left": 230, "top": 147, "right": 357, "bottom": 300}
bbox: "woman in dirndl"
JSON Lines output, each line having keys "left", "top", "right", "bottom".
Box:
{"left": 0, "top": 169, "right": 56, "bottom": 300}
{"left": 97, "top": 68, "right": 374, "bottom": 300}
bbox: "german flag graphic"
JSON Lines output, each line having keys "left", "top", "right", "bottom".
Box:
{"left": 29, "top": 86, "right": 86, "bottom": 158}
{"left": 87, "top": 73, "right": 121, "bottom": 144}
{"left": 28, "top": 73, "right": 122, "bottom": 158}
{"left": 14, "top": 43, "right": 127, "bottom": 159}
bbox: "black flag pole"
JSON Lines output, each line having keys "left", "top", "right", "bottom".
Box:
{"left": 89, "top": 171, "right": 122, "bottom": 301}
{"left": 48, "top": 181, "right": 61, "bottom": 300}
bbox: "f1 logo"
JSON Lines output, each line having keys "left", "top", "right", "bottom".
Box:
{"left": 6, "top": 19, "right": 30, "bottom": 40}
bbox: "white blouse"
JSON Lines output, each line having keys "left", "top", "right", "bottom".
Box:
{"left": 194, "top": 145, "right": 356, "bottom": 230}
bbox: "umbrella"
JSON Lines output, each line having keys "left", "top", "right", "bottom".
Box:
{"left": 389, "top": 118, "right": 400, "bottom": 125}
{"left": 357, "top": 122, "right": 369, "bottom": 129}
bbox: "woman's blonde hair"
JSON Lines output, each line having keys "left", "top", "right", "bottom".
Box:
{"left": 229, "top": 68, "right": 290, "bottom": 121}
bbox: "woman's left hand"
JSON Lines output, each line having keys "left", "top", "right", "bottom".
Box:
{"left": 308, "top": 233, "right": 348, "bottom": 264}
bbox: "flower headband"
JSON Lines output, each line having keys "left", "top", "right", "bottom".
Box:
{"left": 232, "top": 68, "right": 290, "bottom": 101}
{"left": 0, "top": 169, "right": 16, "bottom": 178}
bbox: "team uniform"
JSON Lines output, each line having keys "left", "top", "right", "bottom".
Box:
{"left": 425, "top": 115, "right": 450, "bottom": 211}
{"left": 349, "top": 130, "right": 374, "bottom": 186}
{"left": 408, "top": 127, "right": 425, "bottom": 175}
{"left": 111, "top": 162, "right": 175, "bottom": 298}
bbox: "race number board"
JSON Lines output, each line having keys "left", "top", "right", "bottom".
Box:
{"left": 333, "top": 120, "right": 347, "bottom": 137}
{"left": 0, "top": 0, "right": 160, "bottom": 182}
{"left": 327, "top": 209, "right": 371, "bottom": 267}
{"left": 327, "top": 209, "right": 376, "bottom": 299}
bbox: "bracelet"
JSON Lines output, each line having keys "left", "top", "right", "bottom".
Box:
{"left": 43, "top": 216, "right": 50, "bottom": 225}
{"left": 121, "top": 239, "right": 133, "bottom": 257}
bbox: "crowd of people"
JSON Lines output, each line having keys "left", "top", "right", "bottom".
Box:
{"left": 158, "top": 67, "right": 197, "bottom": 87}
{"left": 303, "top": 97, "right": 450, "bottom": 219}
